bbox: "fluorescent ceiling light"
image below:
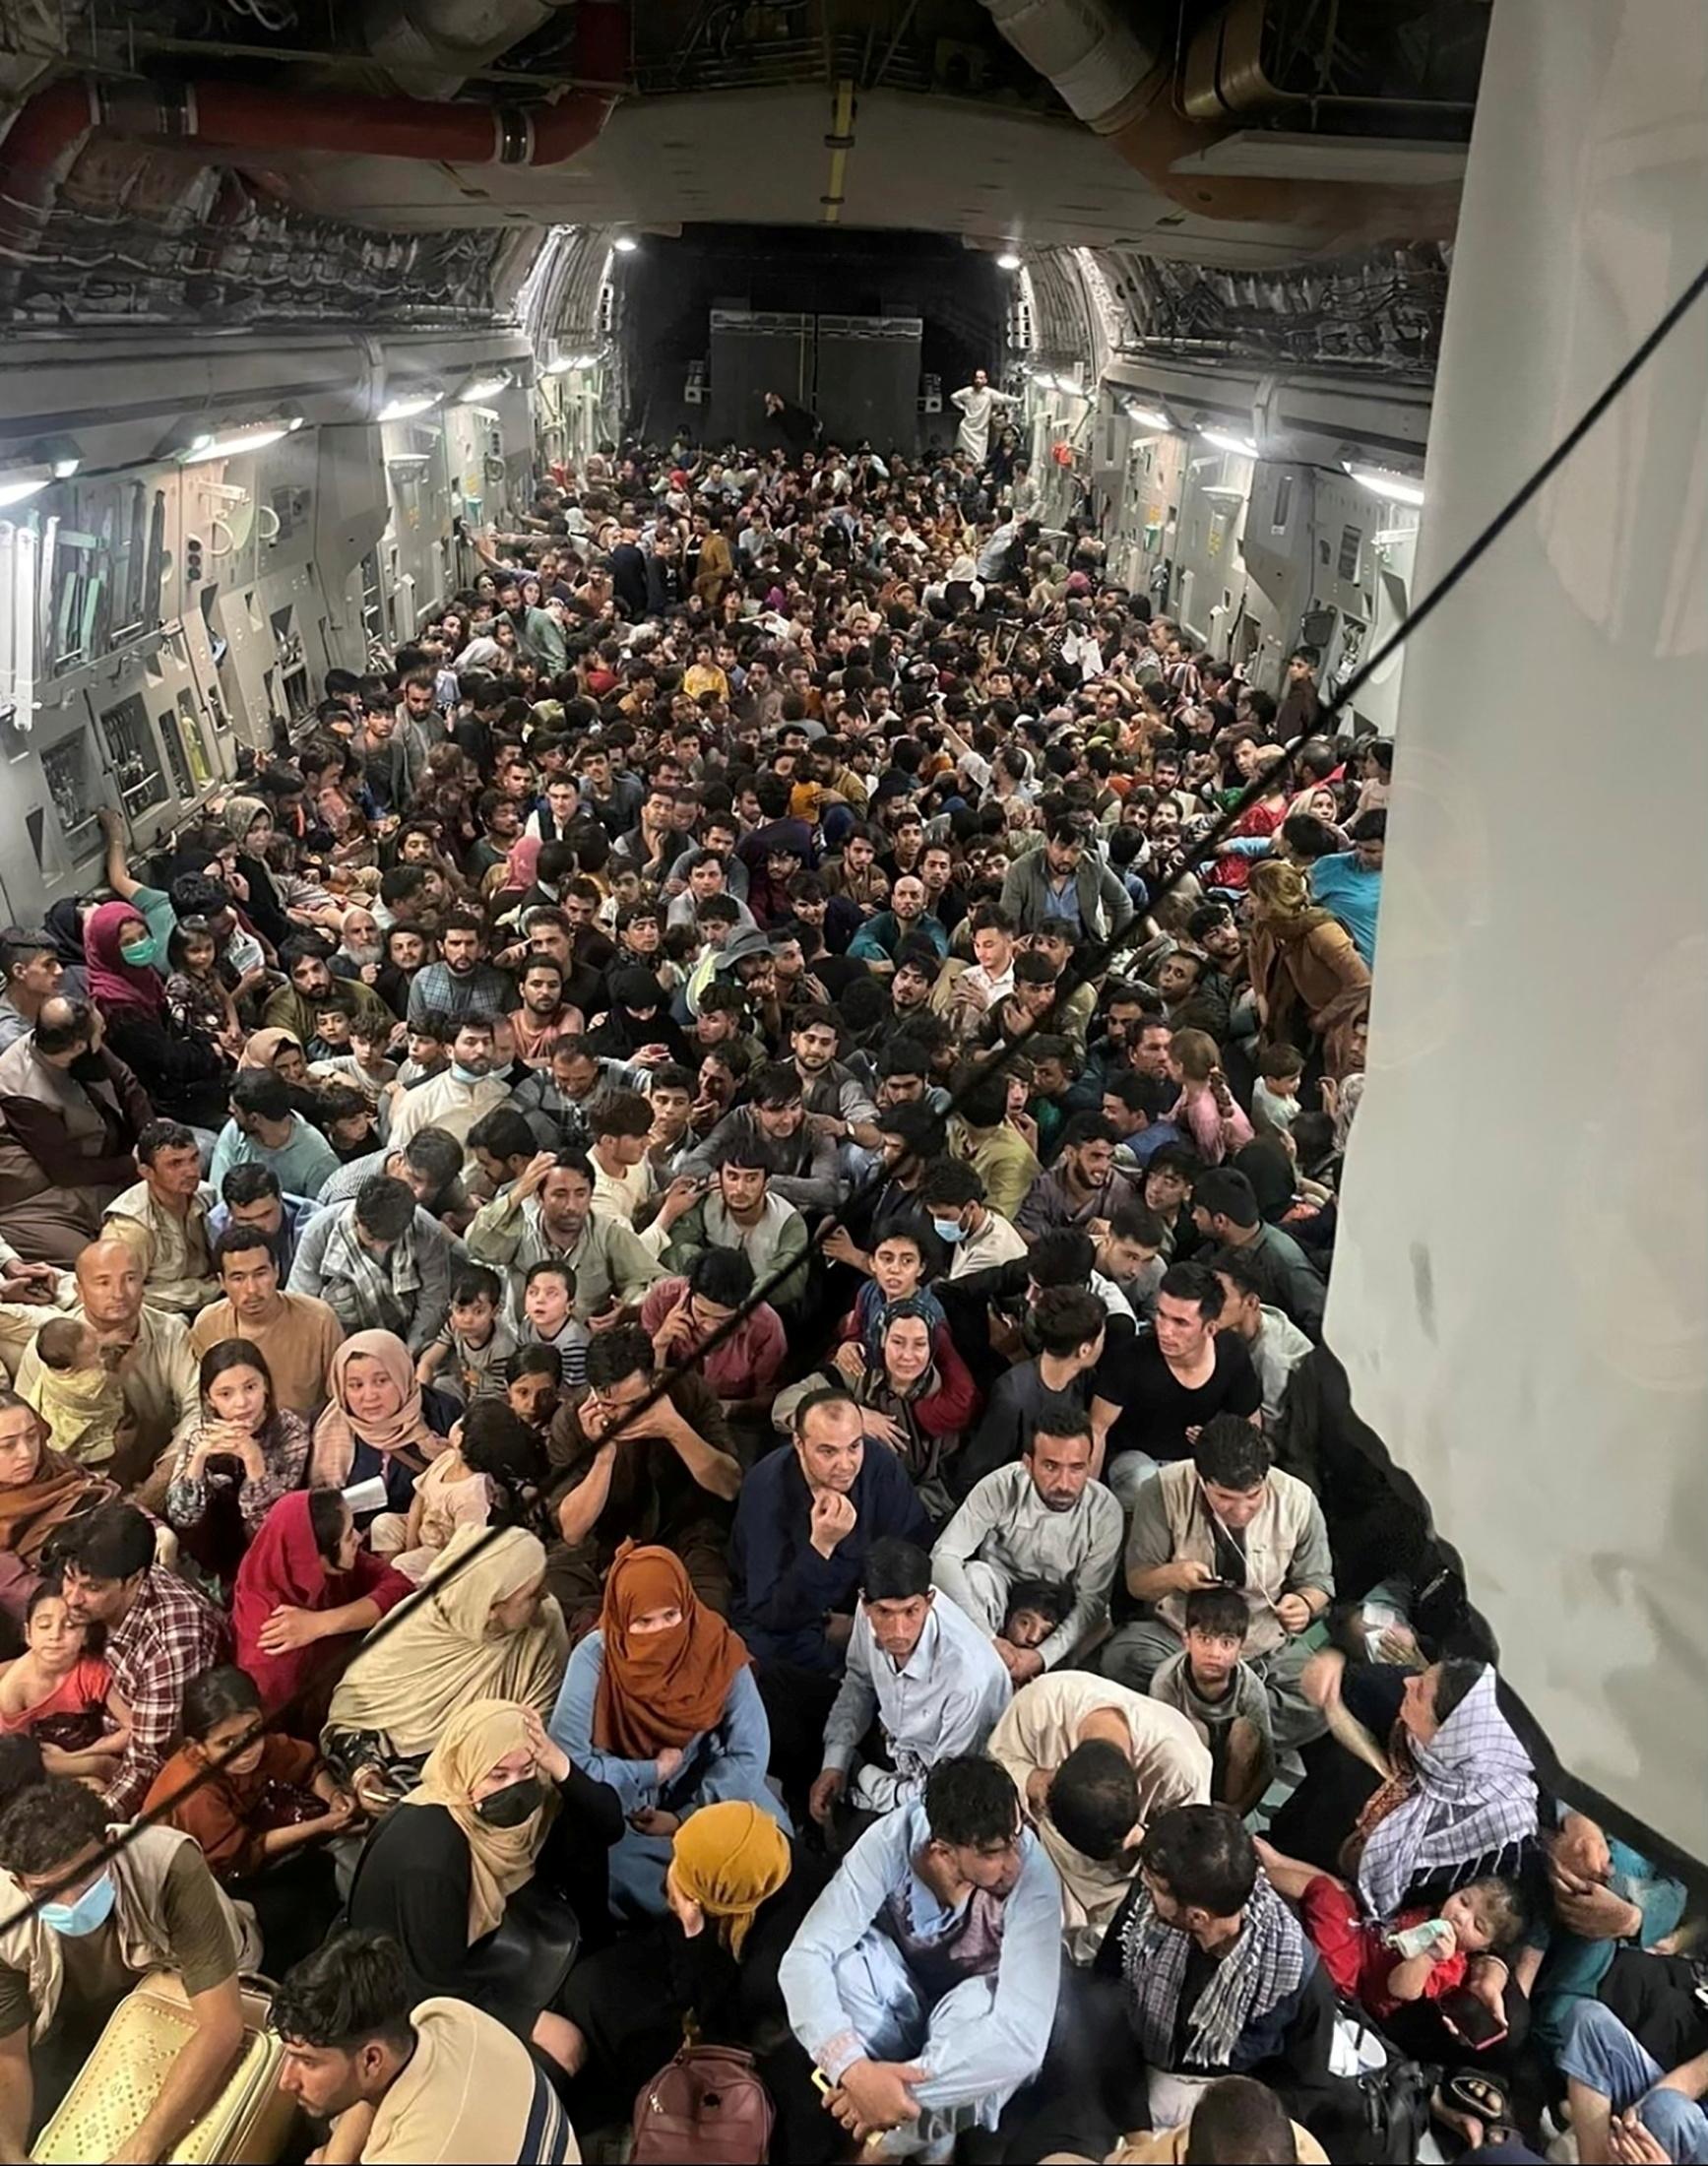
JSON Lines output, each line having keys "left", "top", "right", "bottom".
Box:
{"left": 1346, "top": 462, "right": 1424, "bottom": 507}
{"left": 611, "top": 235, "right": 639, "bottom": 253}
{"left": 379, "top": 391, "right": 440, "bottom": 422}
{"left": 996, "top": 250, "right": 1022, "bottom": 271}
{"left": 1199, "top": 427, "right": 1258, "bottom": 457}
{"left": 51, "top": 457, "right": 80, "bottom": 479}
{"left": 0, "top": 473, "right": 50, "bottom": 508}
{"left": 456, "top": 373, "right": 511, "bottom": 406}
{"left": 1124, "top": 403, "right": 1172, "bottom": 430}
{"left": 180, "top": 422, "right": 293, "bottom": 464}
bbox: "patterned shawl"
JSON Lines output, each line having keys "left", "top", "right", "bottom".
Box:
{"left": 1119, "top": 1871, "right": 1307, "bottom": 2071}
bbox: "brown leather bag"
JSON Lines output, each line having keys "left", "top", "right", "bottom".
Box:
{"left": 631, "top": 2042, "right": 774, "bottom": 2164}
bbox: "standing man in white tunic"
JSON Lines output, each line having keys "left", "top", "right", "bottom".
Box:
{"left": 951, "top": 369, "right": 1020, "bottom": 468}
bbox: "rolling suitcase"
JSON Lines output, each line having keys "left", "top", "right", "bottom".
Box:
{"left": 32, "top": 1970, "right": 296, "bottom": 2164}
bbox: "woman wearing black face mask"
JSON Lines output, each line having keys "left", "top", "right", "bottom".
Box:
{"left": 345, "top": 1695, "right": 622, "bottom": 2068}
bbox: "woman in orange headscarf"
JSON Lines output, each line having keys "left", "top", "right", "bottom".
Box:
{"left": 546, "top": 1543, "right": 791, "bottom": 1918}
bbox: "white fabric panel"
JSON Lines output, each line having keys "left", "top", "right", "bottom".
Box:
{"left": 1328, "top": 0, "right": 1708, "bottom": 1859}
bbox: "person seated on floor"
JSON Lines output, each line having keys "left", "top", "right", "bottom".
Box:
{"left": 1258, "top": 1833, "right": 1528, "bottom": 2035}
{"left": 548, "top": 1543, "right": 788, "bottom": 1922}
{"left": 548, "top": 1802, "right": 829, "bottom": 2144}
{"left": 1103, "top": 2071, "right": 1331, "bottom": 2165}
{"left": 13, "top": 1238, "right": 202, "bottom": 1492}
{"left": 0, "top": 1774, "right": 256, "bottom": 2157}
{"left": 272, "top": 1926, "right": 580, "bottom": 2165}
{"left": 163, "top": 1340, "right": 312, "bottom": 1583}
{"left": 542, "top": 1318, "right": 742, "bottom": 1632}
{"left": 780, "top": 1754, "right": 1062, "bottom": 2159}
{"left": 778, "top": 1295, "right": 981, "bottom": 1522}
{"left": 142, "top": 1664, "right": 356, "bottom": 1979}
{"left": 1150, "top": 1586, "right": 1277, "bottom": 1816}
{"left": 729, "top": 1387, "right": 932, "bottom": 1819}
{"left": 987, "top": 1668, "right": 1211, "bottom": 1964}
{"left": 637, "top": 1246, "right": 788, "bottom": 1452}
{"left": 56, "top": 1499, "right": 225, "bottom": 1818}
{"left": 960, "top": 1285, "right": 1113, "bottom": 1490}
{"left": 288, "top": 1175, "right": 456, "bottom": 1358}
{"left": 1101, "top": 1416, "right": 1334, "bottom": 1752}
{"left": 812, "top": 1537, "right": 1010, "bottom": 1829}
{"left": 100, "top": 1118, "right": 218, "bottom": 1319}
{"left": 188, "top": 1224, "right": 344, "bottom": 1423}
{"left": 0, "top": 1577, "right": 131, "bottom": 1786}
{"left": 931, "top": 1397, "right": 1123, "bottom": 1683}
{"left": 1288, "top": 1651, "right": 1541, "bottom": 2056}
{"left": 343, "top": 1697, "right": 621, "bottom": 2071}
{"left": 1014, "top": 1804, "right": 1336, "bottom": 2165}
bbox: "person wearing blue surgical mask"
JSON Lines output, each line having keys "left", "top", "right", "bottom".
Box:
{"left": 0, "top": 1775, "right": 253, "bottom": 2157}
{"left": 917, "top": 1160, "right": 1029, "bottom": 1282}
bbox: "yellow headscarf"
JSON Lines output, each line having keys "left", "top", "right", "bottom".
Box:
{"left": 404, "top": 1698, "right": 557, "bottom": 1941}
{"left": 670, "top": 1801, "right": 790, "bottom": 1955}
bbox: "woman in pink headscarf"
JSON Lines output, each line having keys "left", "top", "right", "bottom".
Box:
{"left": 82, "top": 901, "right": 228, "bottom": 1130}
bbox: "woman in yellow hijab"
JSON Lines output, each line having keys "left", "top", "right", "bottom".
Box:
{"left": 553, "top": 1797, "right": 816, "bottom": 2117}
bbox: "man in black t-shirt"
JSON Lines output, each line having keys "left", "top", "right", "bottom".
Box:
{"left": 1102, "top": 1263, "right": 1261, "bottom": 1507}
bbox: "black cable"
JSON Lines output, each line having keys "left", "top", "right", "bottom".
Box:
{"left": 9, "top": 248, "right": 1707, "bottom": 1932}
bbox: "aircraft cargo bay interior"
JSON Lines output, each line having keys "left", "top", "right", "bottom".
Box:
{"left": 0, "top": 2, "right": 1699, "bottom": 2162}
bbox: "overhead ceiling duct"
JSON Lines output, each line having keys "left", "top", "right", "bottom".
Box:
{"left": 0, "top": 32, "right": 620, "bottom": 310}
{"left": 363, "top": 0, "right": 627, "bottom": 104}
{"left": 979, "top": 0, "right": 1459, "bottom": 254}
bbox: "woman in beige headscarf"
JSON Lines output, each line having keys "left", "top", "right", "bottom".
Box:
{"left": 345, "top": 1696, "right": 623, "bottom": 2066}
{"left": 325, "top": 1524, "right": 568, "bottom": 1761}
{"left": 1246, "top": 857, "right": 1372, "bottom": 1081}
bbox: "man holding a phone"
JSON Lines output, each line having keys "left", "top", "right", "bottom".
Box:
{"left": 1102, "top": 1416, "right": 1333, "bottom": 1751}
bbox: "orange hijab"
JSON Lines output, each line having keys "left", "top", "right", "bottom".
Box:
{"left": 593, "top": 1544, "right": 748, "bottom": 1761}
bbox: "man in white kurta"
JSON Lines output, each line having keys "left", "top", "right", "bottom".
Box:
{"left": 951, "top": 371, "right": 1020, "bottom": 465}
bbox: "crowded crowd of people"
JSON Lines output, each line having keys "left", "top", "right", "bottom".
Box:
{"left": 0, "top": 411, "right": 1690, "bottom": 2166}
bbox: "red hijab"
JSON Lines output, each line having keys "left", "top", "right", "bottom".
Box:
{"left": 84, "top": 901, "right": 165, "bottom": 1018}
{"left": 232, "top": 1491, "right": 409, "bottom": 1714}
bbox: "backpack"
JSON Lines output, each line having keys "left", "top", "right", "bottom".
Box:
{"left": 1348, "top": 2054, "right": 1438, "bottom": 2164}
{"left": 631, "top": 2042, "right": 775, "bottom": 2165}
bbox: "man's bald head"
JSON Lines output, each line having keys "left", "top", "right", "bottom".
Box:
{"left": 32, "top": 996, "right": 93, "bottom": 1063}
{"left": 73, "top": 1240, "right": 144, "bottom": 1329}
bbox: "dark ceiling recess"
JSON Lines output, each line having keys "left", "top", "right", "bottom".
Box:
{"left": 619, "top": 223, "right": 1006, "bottom": 442}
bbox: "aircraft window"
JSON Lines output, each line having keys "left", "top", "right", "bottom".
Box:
{"left": 1272, "top": 474, "right": 1293, "bottom": 532}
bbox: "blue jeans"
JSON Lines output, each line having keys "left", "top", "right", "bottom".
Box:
{"left": 1559, "top": 2002, "right": 1708, "bottom": 2162}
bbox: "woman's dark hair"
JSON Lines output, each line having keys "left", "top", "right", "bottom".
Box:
{"left": 181, "top": 1664, "right": 264, "bottom": 1744}
{"left": 307, "top": 1486, "right": 349, "bottom": 1568}
{"left": 459, "top": 1402, "right": 551, "bottom": 1539}
{"left": 197, "top": 1340, "right": 279, "bottom": 1435}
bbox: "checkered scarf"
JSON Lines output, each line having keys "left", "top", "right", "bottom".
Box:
{"left": 1358, "top": 1667, "right": 1538, "bottom": 1921}
{"left": 1119, "top": 1871, "right": 1307, "bottom": 2070}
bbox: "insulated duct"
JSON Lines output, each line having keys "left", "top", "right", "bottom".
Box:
{"left": 0, "top": 7, "right": 621, "bottom": 306}
{"left": 979, "top": 0, "right": 1459, "bottom": 253}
